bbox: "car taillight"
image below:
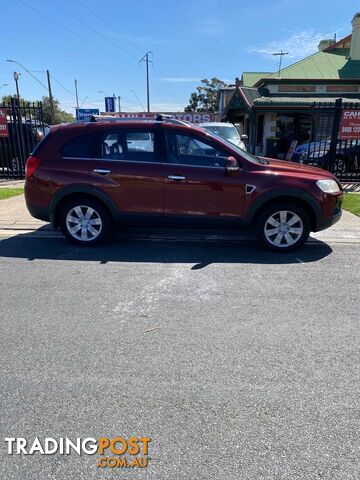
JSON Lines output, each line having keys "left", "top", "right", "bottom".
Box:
{"left": 25, "top": 155, "right": 43, "bottom": 178}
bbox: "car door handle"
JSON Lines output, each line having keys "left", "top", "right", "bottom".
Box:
{"left": 93, "top": 169, "right": 111, "bottom": 175}
{"left": 168, "top": 175, "right": 186, "bottom": 181}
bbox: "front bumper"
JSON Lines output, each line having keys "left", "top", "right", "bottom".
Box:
{"left": 315, "top": 208, "right": 342, "bottom": 232}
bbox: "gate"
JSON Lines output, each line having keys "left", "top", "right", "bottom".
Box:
{"left": 0, "top": 99, "right": 45, "bottom": 178}
{"left": 308, "top": 99, "right": 360, "bottom": 182}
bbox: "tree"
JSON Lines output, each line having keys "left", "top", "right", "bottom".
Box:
{"left": 185, "top": 78, "right": 228, "bottom": 113}
{"left": 41, "top": 96, "right": 74, "bottom": 124}
{"left": 1, "top": 94, "right": 32, "bottom": 105}
{"left": 1, "top": 94, "right": 74, "bottom": 124}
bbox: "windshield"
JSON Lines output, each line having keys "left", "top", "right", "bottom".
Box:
{"left": 204, "top": 131, "right": 268, "bottom": 165}
{"left": 203, "top": 125, "right": 240, "bottom": 142}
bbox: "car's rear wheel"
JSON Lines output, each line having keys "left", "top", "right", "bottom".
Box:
{"left": 256, "top": 203, "right": 310, "bottom": 252}
{"left": 60, "top": 197, "right": 111, "bottom": 246}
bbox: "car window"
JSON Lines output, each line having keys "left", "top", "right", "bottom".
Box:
{"left": 98, "top": 129, "right": 155, "bottom": 162}
{"left": 61, "top": 134, "right": 98, "bottom": 158}
{"left": 165, "top": 132, "right": 228, "bottom": 167}
{"left": 203, "top": 125, "right": 240, "bottom": 142}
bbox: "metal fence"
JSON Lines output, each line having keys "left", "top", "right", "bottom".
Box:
{"left": 308, "top": 99, "right": 360, "bottom": 182}
{"left": 0, "top": 99, "right": 45, "bottom": 178}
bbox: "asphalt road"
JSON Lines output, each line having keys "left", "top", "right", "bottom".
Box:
{"left": 0, "top": 234, "right": 359, "bottom": 479}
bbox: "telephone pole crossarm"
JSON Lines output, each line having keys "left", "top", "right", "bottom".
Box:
{"left": 272, "top": 50, "right": 289, "bottom": 78}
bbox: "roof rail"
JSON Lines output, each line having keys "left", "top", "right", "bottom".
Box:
{"left": 154, "top": 114, "right": 192, "bottom": 126}
{"left": 72, "top": 113, "right": 193, "bottom": 126}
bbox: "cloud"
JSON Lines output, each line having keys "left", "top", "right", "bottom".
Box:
{"left": 158, "top": 77, "right": 202, "bottom": 83}
{"left": 197, "top": 18, "right": 224, "bottom": 36}
{"left": 247, "top": 29, "right": 334, "bottom": 60}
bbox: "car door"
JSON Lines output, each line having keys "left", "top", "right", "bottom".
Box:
{"left": 90, "top": 127, "right": 164, "bottom": 215}
{"left": 163, "top": 129, "right": 246, "bottom": 218}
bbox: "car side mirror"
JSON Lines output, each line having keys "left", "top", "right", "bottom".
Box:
{"left": 225, "top": 156, "right": 239, "bottom": 173}
{"left": 240, "top": 134, "right": 248, "bottom": 141}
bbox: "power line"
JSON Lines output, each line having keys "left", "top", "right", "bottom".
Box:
{"left": 76, "top": 0, "right": 144, "bottom": 54}
{"left": 18, "top": 0, "right": 137, "bottom": 66}
{"left": 7, "top": 60, "right": 48, "bottom": 91}
{"left": 152, "top": 63, "right": 184, "bottom": 109}
{"left": 49, "top": 0, "right": 138, "bottom": 64}
{"left": 50, "top": 74, "right": 76, "bottom": 97}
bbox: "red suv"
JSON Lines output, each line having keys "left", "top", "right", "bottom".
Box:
{"left": 24, "top": 117, "right": 343, "bottom": 252}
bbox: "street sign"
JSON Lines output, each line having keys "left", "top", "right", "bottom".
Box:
{"left": 339, "top": 109, "right": 360, "bottom": 139}
{"left": 105, "top": 97, "right": 115, "bottom": 113}
{"left": 76, "top": 108, "right": 99, "bottom": 121}
{"left": 0, "top": 108, "right": 8, "bottom": 137}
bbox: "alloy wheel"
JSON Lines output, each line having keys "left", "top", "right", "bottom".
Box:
{"left": 264, "top": 210, "right": 304, "bottom": 248}
{"left": 66, "top": 205, "right": 103, "bottom": 242}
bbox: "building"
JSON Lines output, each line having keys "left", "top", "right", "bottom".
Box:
{"left": 219, "top": 13, "right": 360, "bottom": 157}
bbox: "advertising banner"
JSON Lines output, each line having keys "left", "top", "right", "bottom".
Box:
{"left": 76, "top": 108, "right": 99, "bottom": 121}
{"left": 339, "top": 109, "right": 360, "bottom": 139}
{"left": 0, "top": 108, "right": 8, "bottom": 137}
{"left": 99, "top": 112, "right": 214, "bottom": 123}
{"left": 105, "top": 97, "right": 116, "bottom": 113}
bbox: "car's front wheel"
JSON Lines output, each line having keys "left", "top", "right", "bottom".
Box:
{"left": 256, "top": 203, "right": 310, "bottom": 252}
{"left": 60, "top": 197, "right": 111, "bottom": 246}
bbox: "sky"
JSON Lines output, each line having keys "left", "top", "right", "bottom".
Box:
{"left": 1, "top": 0, "right": 360, "bottom": 115}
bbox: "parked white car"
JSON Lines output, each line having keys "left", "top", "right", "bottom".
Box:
{"left": 199, "top": 122, "right": 247, "bottom": 151}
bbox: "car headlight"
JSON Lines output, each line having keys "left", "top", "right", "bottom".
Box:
{"left": 316, "top": 179, "right": 340, "bottom": 193}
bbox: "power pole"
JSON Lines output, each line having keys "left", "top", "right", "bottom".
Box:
{"left": 46, "top": 70, "right": 55, "bottom": 124}
{"left": 13, "top": 72, "right": 20, "bottom": 102}
{"left": 117, "top": 96, "right": 121, "bottom": 112}
{"left": 272, "top": 50, "right": 289, "bottom": 78}
{"left": 74, "top": 79, "right": 79, "bottom": 109}
{"left": 140, "top": 51, "right": 153, "bottom": 113}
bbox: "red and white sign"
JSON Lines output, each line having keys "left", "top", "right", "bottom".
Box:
{"left": 339, "top": 109, "right": 360, "bottom": 139}
{"left": 0, "top": 109, "right": 8, "bottom": 138}
{"left": 99, "top": 112, "right": 214, "bottom": 123}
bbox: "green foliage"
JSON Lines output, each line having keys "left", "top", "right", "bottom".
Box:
{"left": 1, "top": 95, "right": 31, "bottom": 105}
{"left": 1, "top": 95, "right": 74, "bottom": 125}
{"left": 0, "top": 188, "right": 24, "bottom": 200}
{"left": 41, "top": 96, "right": 74, "bottom": 125}
{"left": 185, "top": 78, "right": 228, "bottom": 113}
{"left": 343, "top": 193, "right": 360, "bottom": 217}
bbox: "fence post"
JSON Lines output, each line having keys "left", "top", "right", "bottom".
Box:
{"left": 328, "top": 98, "right": 342, "bottom": 171}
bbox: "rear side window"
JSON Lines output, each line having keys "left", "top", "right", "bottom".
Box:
{"left": 32, "top": 131, "right": 52, "bottom": 155}
{"left": 97, "top": 129, "right": 155, "bottom": 162}
{"left": 61, "top": 133, "right": 98, "bottom": 158}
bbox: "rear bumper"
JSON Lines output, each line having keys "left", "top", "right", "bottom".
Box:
{"left": 26, "top": 202, "right": 50, "bottom": 222}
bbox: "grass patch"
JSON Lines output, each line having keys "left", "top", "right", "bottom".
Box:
{"left": 342, "top": 193, "right": 360, "bottom": 217}
{"left": 0, "top": 188, "right": 24, "bottom": 200}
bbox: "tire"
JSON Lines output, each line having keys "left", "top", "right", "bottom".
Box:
{"left": 60, "top": 197, "right": 111, "bottom": 246}
{"left": 256, "top": 203, "right": 310, "bottom": 252}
